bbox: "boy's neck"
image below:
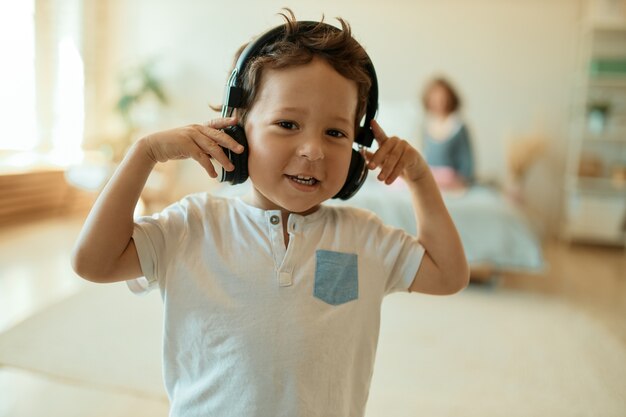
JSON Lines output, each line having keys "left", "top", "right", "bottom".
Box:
{"left": 240, "top": 192, "right": 322, "bottom": 218}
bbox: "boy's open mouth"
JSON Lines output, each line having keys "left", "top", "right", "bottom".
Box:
{"left": 286, "top": 174, "right": 319, "bottom": 186}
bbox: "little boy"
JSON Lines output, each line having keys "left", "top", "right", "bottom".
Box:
{"left": 72, "top": 10, "right": 468, "bottom": 417}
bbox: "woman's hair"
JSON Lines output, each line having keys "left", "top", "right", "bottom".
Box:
{"left": 421, "top": 77, "right": 461, "bottom": 114}
{"left": 228, "top": 9, "right": 373, "bottom": 129}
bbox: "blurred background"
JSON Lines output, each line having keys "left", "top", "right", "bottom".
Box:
{"left": 0, "top": 0, "right": 625, "bottom": 416}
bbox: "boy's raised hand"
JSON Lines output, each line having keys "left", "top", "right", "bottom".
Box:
{"left": 143, "top": 116, "right": 243, "bottom": 178}
{"left": 364, "top": 120, "right": 429, "bottom": 185}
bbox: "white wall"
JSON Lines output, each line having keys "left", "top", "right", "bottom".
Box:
{"left": 97, "top": 0, "right": 585, "bottom": 233}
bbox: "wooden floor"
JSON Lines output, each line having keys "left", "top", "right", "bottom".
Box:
{"left": 0, "top": 214, "right": 624, "bottom": 416}
{"left": 500, "top": 240, "right": 626, "bottom": 345}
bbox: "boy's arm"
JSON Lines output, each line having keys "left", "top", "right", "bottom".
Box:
{"left": 405, "top": 168, "right": 469, "bottom": 295}
{"left": 71, "top": 118, "right": 241, "bottom": 283}
{"left": 366, "top": 120, "right": 470, "bottom": 295}
{"left": 71, "top": 139, "right": 156, "bottom": 283}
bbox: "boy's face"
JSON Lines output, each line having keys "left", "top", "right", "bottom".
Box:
{"left": 243, "top": 57, "right": 358, "bottom": 215}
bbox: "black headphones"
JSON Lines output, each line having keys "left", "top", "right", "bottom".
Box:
{"left": 219, "top": 21, "right": 378, "bottom": 200}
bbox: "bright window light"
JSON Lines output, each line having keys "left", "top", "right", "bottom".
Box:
{"left": 0, "top": 0, "right": 85, "bottom": 167}
{"left": 52, "top": 36, "right": 84, "bottom": 164}
{"left": 0, "top": 1, "right": 37, "bottom": 150}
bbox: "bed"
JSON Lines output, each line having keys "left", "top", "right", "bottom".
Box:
{"left": 328, "top": 177, "right": 544, "bottom": 277}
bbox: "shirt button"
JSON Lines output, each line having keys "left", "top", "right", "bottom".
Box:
{"left": 270, "top": 215, "right": 280, "bottom": 225}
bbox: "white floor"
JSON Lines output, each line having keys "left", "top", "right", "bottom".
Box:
{"left": 0, "top": 217, "right": 88, "bottom": 334}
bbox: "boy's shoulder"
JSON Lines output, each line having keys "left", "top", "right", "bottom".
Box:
{"left": 156, "top": 192, "right": 237, "bottom": 222}
{"left": 322, "top": 203, "right": 385, "bottom": 228}
{"left": 177, "top": 191, "right": 235, "bottom": 208}
{"left": 168, "top": 191, "right": 219, "bottom": 211}
{"left": 324, "top": 202, "right": 373, "bottom": 216}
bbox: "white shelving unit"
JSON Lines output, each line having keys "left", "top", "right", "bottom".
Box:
{"left": 563, "top": 11, "right": 626, "bottom": 246}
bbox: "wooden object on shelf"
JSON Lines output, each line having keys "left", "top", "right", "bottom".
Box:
{"left": 577, "top": 153, "right": 605, "bottom": 177}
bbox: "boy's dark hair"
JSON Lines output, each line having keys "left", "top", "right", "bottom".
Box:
{"left": 231, "top": 9, "right": 373, "bottom": 131}
{"left": 421, "top": 77, "right": 462, "bottom": 114}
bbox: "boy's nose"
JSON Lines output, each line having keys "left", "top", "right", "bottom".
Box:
{"left": 297, "top": 134, "right": 325, "bottom": 161}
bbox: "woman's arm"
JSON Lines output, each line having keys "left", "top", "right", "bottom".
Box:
{"left": 454, "top": 125, "right": 474, "bottom": 184}
{"left": 71, "top": 139, "right": 156, "bottom": 283}
{"left": 404, "top": 167, "right": 469, "bottom": 294}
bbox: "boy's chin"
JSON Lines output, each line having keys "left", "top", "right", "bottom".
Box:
{"left": 246, "top": 187, "right": 330, "bottom": 215}
{"left": 279, "top": 199, "right": 323, "bottom": 215}
{"left": 280, "top": 188, "right": 345, "bottom": 214}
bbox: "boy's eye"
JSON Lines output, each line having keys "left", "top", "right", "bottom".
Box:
{"left": 277, "top": 121, "right": 297, "bottom": 130}
{"left": 326, "top": 129, "right": 347, "bottom": 139}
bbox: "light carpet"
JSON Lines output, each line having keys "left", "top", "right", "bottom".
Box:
{"left": 0, "top": 283, "right": 624, "bottom": 416}
{"left": 0, "top": 283, "right": 165, "bottom": 398}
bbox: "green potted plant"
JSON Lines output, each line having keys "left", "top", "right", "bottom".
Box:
{"left": 110, "top": 59, "right": 168, "bottom": 161}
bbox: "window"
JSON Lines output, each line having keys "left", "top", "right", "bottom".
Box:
{"left": 0, "top": 0, "right": 84, "bottom": 165}
{"left": 0, "top": 1, "right": 37, "bottom": 150}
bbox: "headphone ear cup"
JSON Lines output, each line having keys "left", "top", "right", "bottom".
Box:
{"left": 220, "top": 125, "right": 249, "bottom": 185}
{"left": 356, "top": 126, "right": 375, "bottom": 149}
{"left": 333, "top": 148, "right": 368, "bottom": 200}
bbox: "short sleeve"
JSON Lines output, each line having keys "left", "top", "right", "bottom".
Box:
{"left": 126, "top": 199, "right": 191, "bottom": 295}
{"left": 126, "top": 224, "right": 160, "bottom": 295}
{"left": 359, "top": 210, "right": 425, "bottom": 294}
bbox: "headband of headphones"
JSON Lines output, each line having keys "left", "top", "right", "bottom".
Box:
{"left": 221, "top": 21, "right": 379, "bottom": 147}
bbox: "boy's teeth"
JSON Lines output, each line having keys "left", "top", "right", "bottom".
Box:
{"left": 290, "top": 175, "right": 317, "bottom": 185}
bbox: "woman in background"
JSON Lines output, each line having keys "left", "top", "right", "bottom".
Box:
{"left": 421, "top": 77, "right": 475, "bottom": 191}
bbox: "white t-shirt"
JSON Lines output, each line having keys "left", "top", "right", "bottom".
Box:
{"left": 128, "top": 194, "right": 424, "bottom": 417}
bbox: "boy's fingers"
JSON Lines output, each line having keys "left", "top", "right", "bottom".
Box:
{"left": 197, "top": 124, "right": 245, "bottom": 154}
{"left": 385, "top": 160, "right": 406, "bottom": 185}
{"left": 204, "top": 116, "right": 238, "bottom": 130}
{"left": 189, "top": 131, "right": 235, "bottom": 171}
{"left": 367, "top": 148, "right": 388, "bottom": 170}
{"left": 190, "top": 152, "right": 218, "bottom": 178}
{"left": 377, "top": 142, "right": 402, "bottom": 180}
{"left": 367, "top": 136, "right": 397, "bottom": 169}
{"left": 370, "top": 120, "right": 388, "bottom": 143}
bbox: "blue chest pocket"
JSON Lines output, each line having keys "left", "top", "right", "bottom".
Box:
{"left": 314, "top": 250, "right": 358, "bottom": 305}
